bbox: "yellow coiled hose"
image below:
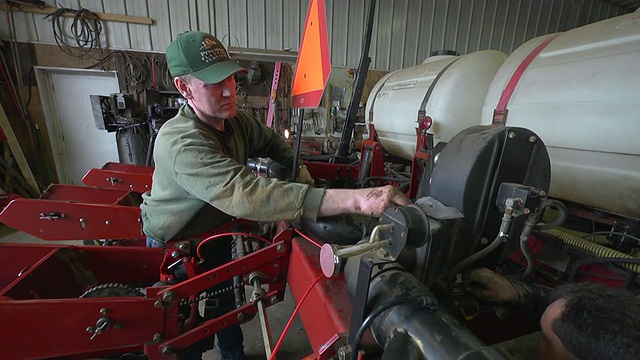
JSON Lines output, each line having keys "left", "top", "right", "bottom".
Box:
{"left": 542, "top": 228, "right": 640, "bottom": 273}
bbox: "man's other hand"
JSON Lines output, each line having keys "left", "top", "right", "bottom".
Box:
{"left": 296, "top": 166, "right": 315, "bottom": 187}
{"left": 465, "top": 268, "right": 518, "bottom": 303}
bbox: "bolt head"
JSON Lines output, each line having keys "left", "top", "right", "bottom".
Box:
{"left": 152, "top": 333, "right": 163, "bottom": 343}
{"left": 99, "top": 308, "right": 109, "bottom": 315}
{"left": 178, "top": 242, "right": 189, "bottom": 251}
{"left": 276, "top": 243, "right": 286, "bottom": 253}
{"left": 105, "top": 220, "right": 111, "bottom": 225}
{"left": 508, "top": 131, "right": 516, "bottom": 138}
{"left": 270, "top": 296, "right": 279, "bottom": 305}
{"left": 162, "top": 291, "right": 175, "bottom": 302}
{"left": 86, "top": 326, "right": 95, "bottom": 333}
{"left": 171, "top": 251, "right": 179, "bottom": 258}
{"left": 273, "top": 263, "right": 279, "bottom": 268}
{"left": 160, "top": 345, "right": 175, "bottom": 355}
{"left": 528, "top": 135, "right": 537, "bottom": 142}
{"left": 154, "top": 300, "right": 164, "bottom": 308}
{"left": 237, "top": 313, "right": 245, "bottom": 322}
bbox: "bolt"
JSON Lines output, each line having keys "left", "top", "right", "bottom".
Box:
{"left": 86, "top": 326, "right": 95, "bottom": 333}
{"left": 105, "top": 220, "right": 111, "bottom": 225}
{"left": 276, "top": 243, "right": 286, "bottom": 253}
{"left": 237, "top": 313, "right": 245, "bottom": 322}
{"left": 152, "top": 333, "right": 163, "bottom": 343}
{"left": 480, "top": 237, "right": 489, "bottom": 245}
{"left": 508, "top": 131, "right": 516, "bottom": 138}
{"left": 178, "top": 242, "right": 189, "bottom": 251}
{"left": 99, "top": 308, "right": 109, "bottom": 315}
{"left": 274, "top": 263, "right": 279, "bottom": 269}
{"left": 270, "top": 296, "right": 279, "bottom": 305}
{"left": 114, "top": 323, "right": 123, "bottom": 330}
{"left": 162, "top": 291, "right": 176, "bottom": 302}
{"left": 154, "top": 300, "right": 164, "bottom": 308}
{"left": 528, "top": 135, "right": 537, "bottom": 143}
{"left": 523, "top": 208, "right": 531, "bottom": 214}
{"left": 337, "top": 345, "right": 352, "bottom": 360}
{"left": 160, "top": 345, "right": 175, "bottom": 355}
{"left": 171, "top": 251, "right": 180, "bottom": 258}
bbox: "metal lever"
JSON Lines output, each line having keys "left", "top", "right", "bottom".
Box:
{"left": 39, "top": 211, "right": 66, "bottom": 220}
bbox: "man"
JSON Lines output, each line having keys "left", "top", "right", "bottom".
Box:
{"left": 467, "top": 268, "right": 640, "bottom": 360}
{"left": 140, "top": 31, "right": 409, "bottom": 360}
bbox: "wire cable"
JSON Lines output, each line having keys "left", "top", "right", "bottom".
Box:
{"left": 196, "top": 232, "right": 272, "bottom": 260}
{"left": 268, "top": 274, "right": 324, "bottom": 360}
{"left": 350, "top": 296, "right": 435, "bottom": 360}
{"left": 294, "top": 228, "right": 323, "bottom": 248}
{"left": 568, "top": 257, "right": 640, "bottom": 282}
{"left": 584, "top": 231, "right": 640, "bottom": 245}
{"left": 45, "top": 6, "right": 103, "bottom": 58}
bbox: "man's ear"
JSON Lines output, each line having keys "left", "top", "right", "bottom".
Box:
{"left": 174, "top": 77, "right": 192, "bottom": 99}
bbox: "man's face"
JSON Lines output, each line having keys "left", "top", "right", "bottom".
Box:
{"left": 183, "top": 75, "right": 237, "bottom": 122}
{"left": 539, "top": 299, "right": 576, "bottom": 360}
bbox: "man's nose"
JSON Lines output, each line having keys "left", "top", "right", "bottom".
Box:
{"left": 221, "top": 79, "right": 234, "bottom": 97}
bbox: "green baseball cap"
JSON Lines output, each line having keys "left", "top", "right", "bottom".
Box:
{"left": 166, "top": 31, "right": 246, "bottom": 84}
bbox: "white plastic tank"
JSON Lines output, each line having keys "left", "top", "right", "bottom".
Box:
{"left": 481, "top": 9, "right": 640, "bottom": 219}
{"left": 366, "top": 50, "right": 507, "bottom": 160}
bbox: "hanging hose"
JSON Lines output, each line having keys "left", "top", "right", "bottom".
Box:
{"left": 535, "top": 198, "right": 567, "bottom": 230}
{"left": 520, "top": 213, "right": 539, "bottom": 277}
{"left": 448, "top": 210, "right": 514, "bottom": 283}
{"left": 542, "top": 228, "right": 640, "bottom": 273}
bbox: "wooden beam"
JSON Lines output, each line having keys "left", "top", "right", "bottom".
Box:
{"left": 0, "top": 103, "right": 40, "bottom": 195}
{"left": 0, "top": 3, "right": 154, "bottom": 25}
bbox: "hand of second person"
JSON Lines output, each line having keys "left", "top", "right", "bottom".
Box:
{"left": 357, "top": 185, "right": 411, "bottom": 217}
{"left": 465, "top": 268, "right": 518, "bottom": 303}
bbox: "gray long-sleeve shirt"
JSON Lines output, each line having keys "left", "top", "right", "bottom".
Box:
{"left": 141, "top": 105, "right": 324, "bottom": 242}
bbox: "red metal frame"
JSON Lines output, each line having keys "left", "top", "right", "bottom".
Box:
{"left": 0, "top": 224, "right": 293, "bottom": 359}
{"left": 304, "top": 160, "right": 360, "bottom": 183}
{"left": 82, "top": 162, "right": 153, "bottom": 193}
{"left": 0, "top": 184, "right": 144, "bottom": 241}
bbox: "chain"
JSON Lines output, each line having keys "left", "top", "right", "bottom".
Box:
{"left": 178, "top": 281, "right": 245, "bottom": 306}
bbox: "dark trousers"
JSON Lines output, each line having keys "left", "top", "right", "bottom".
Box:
{"left": 147, "top": 237, "right": 245, "bottom": 360}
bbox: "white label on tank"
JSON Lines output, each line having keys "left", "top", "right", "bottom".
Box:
{"left": 392, "top": 81, "right": 417, "bottom": 90}
{"left": 421, "top": 68, "right": 439, "bottom": 76}
{"left": 376, "top": 92, "right": 391, "bottom": 100}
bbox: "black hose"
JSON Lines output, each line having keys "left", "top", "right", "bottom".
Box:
{"left": 350, "top": 296, "right": 434, "bottom": 360}
{"left": 535, "top": 199, "right": 567, "bottom": 230}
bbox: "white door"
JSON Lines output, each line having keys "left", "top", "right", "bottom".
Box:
{"left": 35, "top": 67, "right": 120, "bottom": 185}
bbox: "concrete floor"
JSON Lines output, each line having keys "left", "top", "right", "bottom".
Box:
{"left": 0, "top": 227, "right": 313, "bottom": 360}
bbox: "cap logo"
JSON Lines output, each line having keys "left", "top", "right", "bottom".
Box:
{"left": 200, "top": 37, "right": 229, "bottom": 63}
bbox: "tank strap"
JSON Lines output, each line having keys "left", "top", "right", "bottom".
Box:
{"left": 492, "top": 33, "right": 561, "bottom": 125}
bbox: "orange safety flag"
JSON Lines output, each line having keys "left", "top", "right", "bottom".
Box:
{"left": 292, "top": 0, "right": 331, "bottom": 109}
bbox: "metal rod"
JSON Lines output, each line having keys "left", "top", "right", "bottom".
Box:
{"left": 291, "top": 110, "right": 305, "bottom": 181}
{"left": 257, "top": 299, "right": 274, "bottom": 359}
{"left": 337, "top": 0, "right": 377, "bottom": 157}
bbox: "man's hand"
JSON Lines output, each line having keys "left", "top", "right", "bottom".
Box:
{"left": 296, "top": 166, "right": 315, "bottom": 187}
{"left": 465, "top": 268, "right": 518, "bottom": 303}
{"left": 356, "top": 185, "right": 411, "bottom": 217}
{"left": 318, "top": 185, "right": 411, "bottom": 218}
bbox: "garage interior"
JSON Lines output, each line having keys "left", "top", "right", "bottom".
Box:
{"left": 0, "top": 0, "right": 639, "bottom": 359}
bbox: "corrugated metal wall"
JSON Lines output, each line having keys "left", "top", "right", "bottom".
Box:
{"left": 0, "top": 0, "right": 630, "bottom": 71}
